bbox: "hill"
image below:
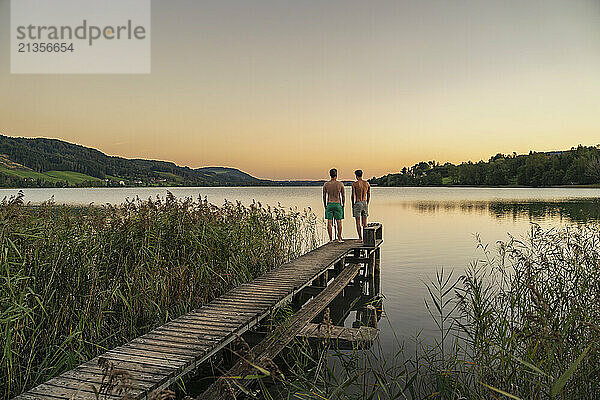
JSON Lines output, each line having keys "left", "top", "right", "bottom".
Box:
{"left": 370, "top": 145, "right": 600, "bottom": 187}
{"left": 196, "top": 167, "right": 261, "bottom": 185}
{"left": 0, "top": 135, "right": 266, "bottom": 187}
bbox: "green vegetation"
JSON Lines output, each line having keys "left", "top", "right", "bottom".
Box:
{"left": 0, "top": 192, "right": 319, "bottom": 399}
{"left": 44, "top": 170, "right": 102, "bottom": 184}
{"left": 0, "top": 166, "right": 102, "bottom": 187}
{"left": 441, "top": 226, "right": 600, "bottom": 398}
{"left": 0, "top": 166, "right": 63, "bottom": 182}
{"left": 371, "top": 144, "right": 600, "bottom": 187}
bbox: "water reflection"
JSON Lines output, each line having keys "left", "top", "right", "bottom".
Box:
{"left": 331, "top": 248, "right": 383, "bottom": 332}
{"left": 402, "top": 199, "right": 600, "bottom": 223}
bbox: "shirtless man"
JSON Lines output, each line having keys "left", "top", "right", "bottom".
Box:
{"left": 323, "top": 168, "right": 345, "bottom": 243}
{"left": 351, "top": 169, "right": 371, "bottom": 241}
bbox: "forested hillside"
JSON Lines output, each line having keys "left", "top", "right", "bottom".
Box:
{"left": 0, "top": 135, "right": 264, "bottom": 187}
{"left": 371, "top": 145, "right": 600, "bottom": 187}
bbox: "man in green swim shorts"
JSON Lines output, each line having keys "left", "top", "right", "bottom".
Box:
{"left": 323, "top": 168, "right": 345, "bottom": 243}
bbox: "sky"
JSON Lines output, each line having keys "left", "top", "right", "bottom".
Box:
{"left": 1, "top": 0, "right": 599, "bottom": 180}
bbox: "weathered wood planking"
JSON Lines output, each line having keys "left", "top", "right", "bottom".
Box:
{"left": 200, "top": 261, "right": 364, "bottom": 399}
{"left": 14, "top": 238, "right": 381, "bottom": 400}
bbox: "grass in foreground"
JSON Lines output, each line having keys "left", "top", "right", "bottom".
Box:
{"left": 0, "top": 192, "right": 319, "bottom": 399}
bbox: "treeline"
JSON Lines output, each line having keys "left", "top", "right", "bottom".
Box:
{"left": 370, "top": 145, "right": 600, "bottom": 187}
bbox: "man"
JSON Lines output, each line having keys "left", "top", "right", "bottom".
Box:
{"left": 323, "top": 168, "right": 345, "bottom": 243}
{"left": 351, "top": 169, "right": 371, "bottom": 241}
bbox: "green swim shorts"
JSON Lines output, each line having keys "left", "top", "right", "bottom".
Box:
{"left": 325, "top": 202, "right": 344, "bottom": 220}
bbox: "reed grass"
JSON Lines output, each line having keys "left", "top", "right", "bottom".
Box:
{"left": 0, "top": 191, "right": 318, "bottom": 399}
{"left": 449, "top": 224, "right": 600, "bottom": 399}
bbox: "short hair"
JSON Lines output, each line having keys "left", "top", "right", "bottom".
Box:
{"left": 329, "top": 168, "right": 337, "bottom": 178}
{"left": 355, "top": 169, "right": 363, "bottom": 178}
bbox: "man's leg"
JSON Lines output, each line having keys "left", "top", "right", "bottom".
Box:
{"left": 355, "top": 217, "right": 362, "bottom": 240}
{"left": 362, "top": 215, "right": 368, "bottom": 232}
{"left": 336, "top": 219, "right": 343, "bottom": 242}
{"left": 327, "top": 219, "right": 333, "bottom": 242}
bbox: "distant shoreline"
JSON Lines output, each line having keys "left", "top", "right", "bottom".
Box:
{"left": 1, "top": 183, "right": 600, "bottom": 190}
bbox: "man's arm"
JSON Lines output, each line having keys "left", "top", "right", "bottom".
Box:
{"left": 366, "top": 182, "right": 371, "bottom": 204}
{"left": 340, "top": 183, "right": 345, "bottom": 207}
{"left": 323, "top": 185, "right": 327, "bottom": 208}
{"left": 351, "top": 183, "right": 356, "bottom": 206}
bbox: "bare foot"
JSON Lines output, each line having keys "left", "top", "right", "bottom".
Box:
{"left": 337, "top": 238, "right": 344, "bottom": 243}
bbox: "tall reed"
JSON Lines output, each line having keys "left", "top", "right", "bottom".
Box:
{"left": 0, "top": 192, "right": 318, "bottom": 399}
{"left": 450, "top": 225, "right": 600, "bottom": 399}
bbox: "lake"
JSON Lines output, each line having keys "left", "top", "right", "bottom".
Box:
{"left": 3, "top": 186, "right": 600, "bottom": 350}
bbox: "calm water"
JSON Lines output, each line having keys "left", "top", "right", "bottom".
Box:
{"left": 3, "top": 186, "right": 600, "bottom": 348}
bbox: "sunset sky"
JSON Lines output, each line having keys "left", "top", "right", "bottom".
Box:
{"left": 1, "top": 0, "right": 599, "bottom": 180}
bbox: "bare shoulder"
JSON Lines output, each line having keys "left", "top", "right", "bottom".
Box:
{"left": 352, "top": 180, "right": 359, "bottom": 188}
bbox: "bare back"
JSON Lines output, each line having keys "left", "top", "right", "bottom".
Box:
{"left": 323, "top": 180, "right": 344, "bottom": 203}
{"left": 352, "top": 179, "right": 370, "bottom": 202}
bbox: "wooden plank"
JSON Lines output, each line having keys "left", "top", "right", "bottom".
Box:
{"left": 190, "top": 308, "right": 256, "bottom": 321}
{"left": 201, "top": 262, "right": 362, "bottom": 399}
{"left": 177, "top": 315, "right": 246, "bottom": 327}
{"left": 182, "top": 316, "right": 251, "bottom": 328}
{"left": 201, "top": 303, "right": 266, "bottom": 313}
{"left": 42, "top": 376, "right": 145, "bottom": 398}
{"left": 162, "top": 320, "right": 237, "bottom": 334}
{"left": 26, "top": 383, "right": 111, "bottom": 400}
{"left": 49, "top": 371, "right": 155, "bottom": 389}
{"left": 219, "top": 289, "right": 284, "bottom": 299}
{"left": 69, "top": 363, "right": 167, "bottom": 386}
{"left": 140, "top": 331, "right": 213, "bottom": 347}
{"left": 151, "top": 327, "right": 223, "bottom": 343}
{"left": 101, "top": 351, "right": 184, "bottom": 370}
{"left": 214, "top": 295, "right": 278, "bottom": 305}
{"left": 14, "top": 393, "right": 66, "bottom": 400}
{"left": 109, "top": 346, "right": 194, "bottom": 364}
{"left": 209, "top": 299, "right": 275, "bottom": 308}
{"left": 223, "top": 287, "right": 290, "bottom": 297}
{"left": 220, "top": 290, "right": 285, "bottom": 299}
{"left": 128, "top": 337, "right": 209, "bottom": 353}
{"left": 157, "top": 322, "right": 234, "bottom": 337}
{"left": 122, "top": 341, "right": 203, "bottom": 358}
{"left": 165, "top": 320, "right": 239, "bottom": 333}
{"left": 172, "top": 315, "right": 241, "bottom": 328}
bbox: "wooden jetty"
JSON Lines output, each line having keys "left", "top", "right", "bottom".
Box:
{"left": 14, "top": 224, "right": 383, "bottom": 400}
